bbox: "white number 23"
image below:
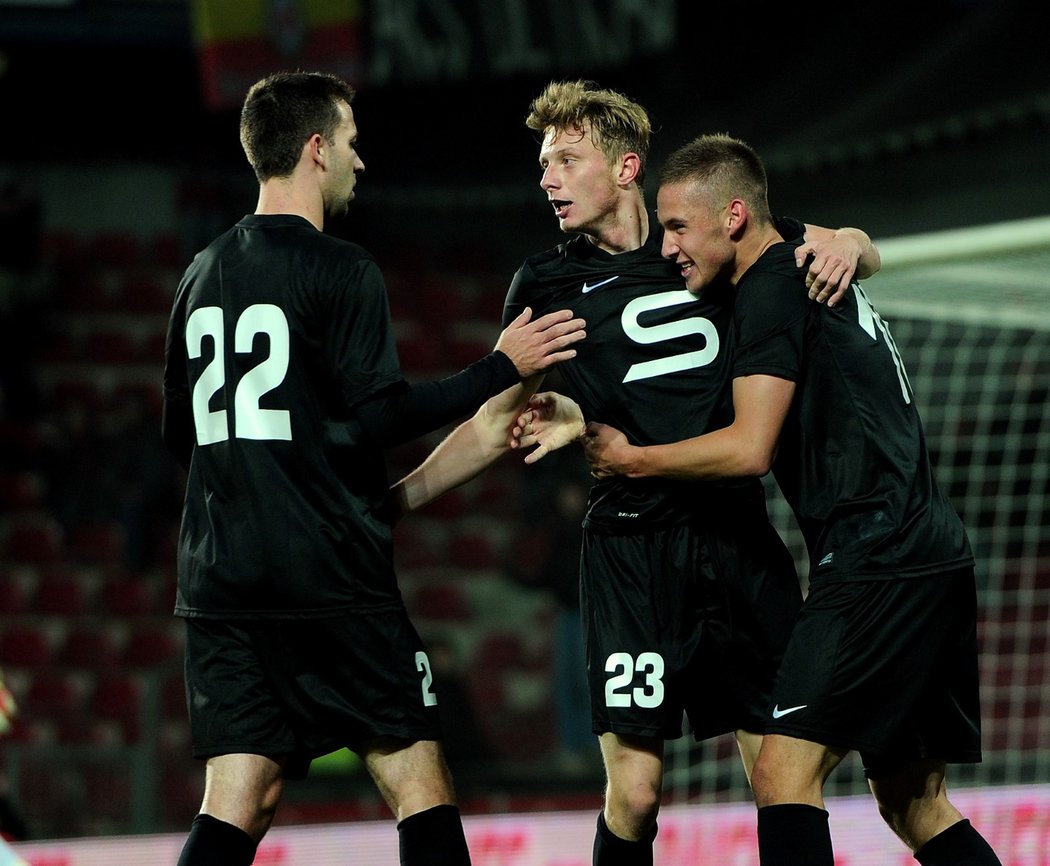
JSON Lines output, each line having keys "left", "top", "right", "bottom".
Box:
{"left": 605, "top": 651, "right": 665, "bottom": 708}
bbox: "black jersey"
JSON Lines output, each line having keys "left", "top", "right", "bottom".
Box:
{"left": 504, "top": 218, "right": 804, "bottom": 531}
{"left": 163, "top": 214, "right": 404, "bottom": 619}
{"left": 732, "top": 240, "right": 974, "bottom": 584}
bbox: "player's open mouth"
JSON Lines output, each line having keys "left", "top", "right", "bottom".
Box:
{"left": 552, "top": 199, "right": 571, "bottom": 218}
{"left": 678, "top": 261, "right": 694, "bottom": 277}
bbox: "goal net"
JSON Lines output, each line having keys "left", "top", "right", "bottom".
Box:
{"left": 665, "top": 215, "right": 1050, "bottom": 804}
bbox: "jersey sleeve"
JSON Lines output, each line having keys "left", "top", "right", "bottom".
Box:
{"left": 502, "top": 260, "right": 539, "bottom": 328}
{"left": 733, "top": 254, "right": 809, "bottom": 382}
{"left": 772, "top": 215, "right": 806, "bottom": 241}
{"left": 161, "top": 275, "right": 194, "bottom": 469}
{"left": 326, "top": 257, "right": 404, "bottom": 409}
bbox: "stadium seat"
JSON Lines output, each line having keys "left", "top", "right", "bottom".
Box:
{"left": 120, "top": 622, "right": 183, "bottom": 669}
{"left": 119, "top": 271, "right": 175, "bottom": 314}
{"left": 448, "top": 531, "right": 500, "bottom": 571}
{"left": 26, "top": 671, "right": 86, "bottom": 717}
{"left": 90, "top": 675, "right": 144, "bottom": 741}
{"left": 88, "top": 230, "right": 142, "bottom": 267}
{"left": 475, "top": 631, "right": 528, "bottom": 670}
{"left": 66, "top": 521, "right": 126, "bottom": 566}
{"left": 0, "top": 623, "right": 59, "bottom": 667}
{"left": 84, "top": 329, "right": 142, "bottom": 365}
{"left": 3, "top": 515, "right": 65, "bottom": 563}
{"left": 0, "top": 470, "right": 45, "bottom": 510}
{"left": 5, "top": 715, "right": 54, "bottom": 745}
{"left": 149, "top": 233, "right": 183, "bottom": 268}
{"left": 0, "top": 568, "right": 35, "bottom": 614}
{"left": 99, "top": 575, "right": 160, "bottom": 617}
{"left": 34, "top": 569, "right": 96, "bottom": 616}
{"left": 391, "top": 522, "right": 445, "bottom": 570}
{"left": 160, "top": 671, "right": 188, "bottom": 721}
{"left": 59, "top": 624, "right": 125, "bottom": 669}
{"left": 421, "top": 487, "right": 469, "bottom": 521}
{"left": 410, "top": 583, "right": 472, "bottom": 622}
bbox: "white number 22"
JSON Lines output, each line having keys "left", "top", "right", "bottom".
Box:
{"left": 186, "top": 303, "right": 292, "bottom": 444}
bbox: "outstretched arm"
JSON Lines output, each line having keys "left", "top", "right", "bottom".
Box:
{"left": 581, "top": 374, "right": 794, "bottom": 481}
{"left": 387, "top": 374, "right": 544, "bottom": 520}
{"left": 510, "top": 391, "right": 587, "bottom": 465}
{"left": 797, "top": 225, "right": 881, "bottom": 307}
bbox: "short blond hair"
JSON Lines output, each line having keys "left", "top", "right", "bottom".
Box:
{"left": 526, "top": 80, "right": 652, "bottom": 185}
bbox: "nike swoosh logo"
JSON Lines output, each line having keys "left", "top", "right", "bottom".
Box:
{"left": 771, "top": 704, "right": 808, "bottom": 719}
{"left": 581, "top": 275, "right": 620, "bottom": 293}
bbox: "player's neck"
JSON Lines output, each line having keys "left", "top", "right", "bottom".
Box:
{"left": 585, "top": 196, "right": 650, "bottom": 255}
{"left": 732, "top": 225, "right": 781, "bottom": 284}
{"left": 255, "top": 176, "right": 324, "bottom": 231}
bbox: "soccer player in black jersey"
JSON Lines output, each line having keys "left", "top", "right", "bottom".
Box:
{"left": 161, "top": 71, "right": 585, "bottom": 866}
{"left": 574, "top": 134, "right": 1002, "bottom": 866}
{"left": 389, "top": 81, "right": 879, "bottom": 866}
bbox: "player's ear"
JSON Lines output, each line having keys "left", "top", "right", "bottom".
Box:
{"left": 726, "top": 198, "right": 748, "bottom": 239}
{"left": 618, "top": 152, "right": 642, "bottom": 188}
{"left": 306, "top": 133, "right": 326, "bottom": 169}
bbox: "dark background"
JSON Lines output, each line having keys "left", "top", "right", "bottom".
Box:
{"left": 1, "top": 0, "right": 1048, "bottom": 241}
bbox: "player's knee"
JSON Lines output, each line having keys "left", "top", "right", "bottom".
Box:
{"left": 750, "top": 752, "right": 807, "bottom": 808}
{"left": 608, "top": 785, "right": 660, "bottom": 836}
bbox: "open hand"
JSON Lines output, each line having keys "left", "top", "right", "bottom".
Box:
{"left": 495, "top": 307, "right": 586, "bottom": 377}
{"left": 510, "top": 391, "right": 586, "bottom": 464}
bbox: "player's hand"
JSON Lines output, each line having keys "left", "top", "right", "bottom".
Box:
{"left": 511, "top": 391, "right": 585, "bottom": 464}
{"left": 495, "top": 307, "right": 586, "bottom": 378}
{"left": 795, "top": 233, "right": 861, "bottom": 308}
{"left": 581, "top": 422, "right": 633, "bottom": 478}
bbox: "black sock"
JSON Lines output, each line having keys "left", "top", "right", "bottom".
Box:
{"left": 397, "top": 804, "right": 470, "bottom": 866}
{"left": 756, "top": 803, "right": 833, "bottom": 866}
{"left": 176, "top": 813, "right": 257, "bottom": 866}
{"left": 914, "top": 819, "right": 1003, "bottom": 866}
{"left": 592, "top": 810, "right": 657, "bottom": 866}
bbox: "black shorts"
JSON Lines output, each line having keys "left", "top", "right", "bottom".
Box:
{"left": 765, "top": 567, "right": 984, "bottom": 774}
{"left": 582, "top": 518, "right": 802, "bottom": 741}
{"left": 182, "top": 609, "right": 443, "bottom": 779}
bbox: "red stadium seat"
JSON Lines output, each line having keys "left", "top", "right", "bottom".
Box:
{"left": 161, "top": 671, "right": 188, "bottom": 721}
{"left": 0, "top": 568, "right": 36, "bottom": 614}
{"left": 448, "top": 531, "right": 499, "bottom": 571}
{"left": 34, "top": 570, "right": 96, "bottom": 616}
{"left": 84, "top": 329, "right": 142, "bottom": 365}
{"left": 120, "top": 622, "right": 183, "bottom": 669}
{"left": 0, "top": 624, "right": 59, "bottom": 667}
{"left": 120, "top": 271, "right": 176, "bottom": 314}
{"left": 3, "top": 515, "right": 65, "bottom": 563}
{"left": 59, "top": 624, "right": 125, "bottom": 669}
{"left": 66, "top": 521, "right": 126, "bottom": 566}
{"left": 90, "top": 675, "right": 144, "bottom": 741}
{"left": 392, "top": 522, "right": 445, "bottom": 570}
{"left": 26, "top": 672, "right": 86, "bottom": 716}
{"left": 99, "top": 575, "right": 161, "bottom": 617}
{"left": 88, "top": 230, "right": 142, "bottom": 267}
{"left": 0, "top": 470, "right": 46, "bottom": 510}
{"left": 410, "top": 583, "right": 472, "bottom": 621}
